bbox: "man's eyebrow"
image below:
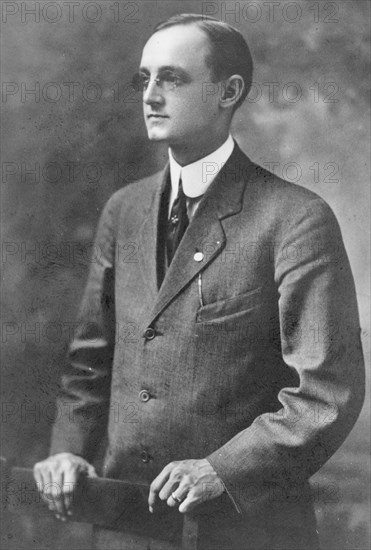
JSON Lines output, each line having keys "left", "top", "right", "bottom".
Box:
{"left": 139, "top": 65, "right": 191, "bottom": 78}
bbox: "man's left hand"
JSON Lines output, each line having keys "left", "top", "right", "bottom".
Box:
{"left": 148, "top": 458, "right": 224, "bottom": 513}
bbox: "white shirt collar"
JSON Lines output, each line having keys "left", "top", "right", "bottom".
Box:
{"left": 168, "top": 134, "right": 235, "bottom": 199}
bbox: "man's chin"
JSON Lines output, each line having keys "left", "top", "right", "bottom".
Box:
{"left": 146, "top": 129, "right": 168, "bottom": 142}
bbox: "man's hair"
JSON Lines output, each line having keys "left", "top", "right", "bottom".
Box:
{"left": 152, "top": 13, "right": 253, "bottom": 110}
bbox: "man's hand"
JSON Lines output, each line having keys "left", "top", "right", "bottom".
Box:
{"left": 148, "top": 458, "right": 224, "bottom": 514}
{"left": 33, "top": 452, "right": 97, "bottom": 521}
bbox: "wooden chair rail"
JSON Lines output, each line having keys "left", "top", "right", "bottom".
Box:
{"left": 0, "top": 457, "right": 198, "bottom": 550}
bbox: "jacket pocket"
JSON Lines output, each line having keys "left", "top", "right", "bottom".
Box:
{"left": 196, "top": 286, "right": 263, "bottom": 323}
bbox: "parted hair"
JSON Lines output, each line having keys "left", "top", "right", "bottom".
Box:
{"left": 152, "top": 13, "right": 253, "bottom": 109}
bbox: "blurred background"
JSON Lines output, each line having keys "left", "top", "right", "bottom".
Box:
{"left": 1, "top": 1, "right": 370, "bottom": 548}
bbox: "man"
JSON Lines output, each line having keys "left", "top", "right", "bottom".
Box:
{"left": 34, "top": 14, "right": 365, "bottom": 550}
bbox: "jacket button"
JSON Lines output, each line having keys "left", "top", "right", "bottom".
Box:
{"left": 140, "top": 451, "right": 150, "bottom": 463}
{"left": 139, "top": 390, "right": 151, "bottom": 402}
{"left": 194, "top": 251, "right": 204, "bottom": 262}
{"left": 144, "top": 327, "right": 156, "bottom": 340}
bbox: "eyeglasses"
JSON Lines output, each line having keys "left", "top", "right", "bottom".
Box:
{"left": 132, "top": 70, "right": 183, "bottom": 93}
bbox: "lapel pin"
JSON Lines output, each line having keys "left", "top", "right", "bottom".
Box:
{"left": 194, "top": 251, "right": 204, "bottom": 262}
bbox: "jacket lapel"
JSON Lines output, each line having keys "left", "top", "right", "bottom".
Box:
{"left": 137, "top": 165, "right": 169, "bottom": 302}
{"left": 146, "top": 144, "right": 255, "bottom": 326}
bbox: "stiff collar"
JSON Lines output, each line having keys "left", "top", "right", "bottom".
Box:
{"left": 168, "top": 134, "right": 235, "bottom": 199}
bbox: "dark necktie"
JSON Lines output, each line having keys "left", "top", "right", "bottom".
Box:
{"left": 166, "top": 178, "right": 189, "bottom": 265}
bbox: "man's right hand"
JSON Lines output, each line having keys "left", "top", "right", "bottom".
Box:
{"left": 33, "top": 452, "right": 97, "bottom": 521}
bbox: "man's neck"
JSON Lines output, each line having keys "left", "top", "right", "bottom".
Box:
{"left": 169, "top": 133, "right": 230, "bottom": 167}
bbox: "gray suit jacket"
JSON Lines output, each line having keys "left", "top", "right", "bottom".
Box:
{"left": 51, "top": 143, "right": 364, "bottom": 549}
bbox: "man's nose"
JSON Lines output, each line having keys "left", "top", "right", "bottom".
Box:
{"left": 143, "top": 79, "right": 164, "bottom": 105}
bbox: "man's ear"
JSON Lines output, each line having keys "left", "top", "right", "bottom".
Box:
{"left": 219, "top": 75, "right": 245, "bottom": 109}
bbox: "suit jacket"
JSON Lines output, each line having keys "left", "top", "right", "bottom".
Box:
{"left": 50, "top": 143, "right": 365, "bottom": 549}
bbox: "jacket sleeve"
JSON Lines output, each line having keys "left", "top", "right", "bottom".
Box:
{"left": 49, "top": 193, "right": 121, "bottom": 461}
{"left": 207, "top": 197, "right": 365, "bottom": 515}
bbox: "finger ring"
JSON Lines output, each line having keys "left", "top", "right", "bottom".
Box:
{"left": 171, "top": 492, "right": 183, "bottom": 504}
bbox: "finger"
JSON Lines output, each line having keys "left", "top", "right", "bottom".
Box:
{"left": 148, "top": 464, "right": 173, "bottom": 512}
{"left": 33, "top": 464, "right": 44, "bottom": 496}
{"left": 166, "top": 479, "right": 189, "bottom": 508}
{"left": 34, "top": 465, "right": 55, "bottom": 512}
{"left": 86, "top": 464, "right": 98, "bottom": 478}
{"left": 37, "top": 467, "right": 54, "bottom": 510}
{"left": 42, "top": 470, "right": 56, "bottom": 512}
{"left": 62, "top": 467, "right": 79, "bottom": 515}
{"left": 53, "top": 473, "right": 67, "bottom": 521}
{"left": 45, "top": 470, "right": 66, "bottom": 520}
{"left": 160, "top": 477, "right": 181, "bottom": 503}
{"left": 158, "top": 465, "right": 184, "bottom": 501}
{"left": 178, "top": 491, "right": 200, "bottom": 514}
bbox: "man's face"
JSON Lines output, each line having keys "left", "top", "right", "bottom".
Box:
{"left": 139, "top": 25, "right": 221, "bottom": 149}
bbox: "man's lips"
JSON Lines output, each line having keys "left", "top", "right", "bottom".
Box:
{"left": 147, "top": 114, "right": 169, "bottom": 119}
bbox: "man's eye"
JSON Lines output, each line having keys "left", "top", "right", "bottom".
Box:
{"left": 132, "top": 71, "right": 183, "bottom": 92}
{"left": 139, "top": 75, "right": 150, "bottom": 90}
{"left": 133, "top": 73, "right": 150, "bottom": 91}
{"left": 160, "top": 72, "right": 180, "bottom": 86}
